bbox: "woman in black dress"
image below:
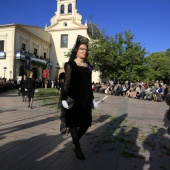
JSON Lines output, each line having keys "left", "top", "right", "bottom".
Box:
{"left": 19, "top": 74, "right": 27, "bottom": 102}
{"left": 61, "top": 35, "right": 94, "bottom": 160}
{"left": 26, "top": 70, "right": 35, "bottom": 109}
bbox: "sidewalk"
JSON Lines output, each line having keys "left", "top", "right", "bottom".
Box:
{"left": 0, "top": 90, "right": 170, "bottom": 170}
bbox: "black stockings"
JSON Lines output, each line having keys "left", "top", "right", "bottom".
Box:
{"left": 70, "top": 127, "right": 88, "bottom": 147}
{"left": 70, "top": 127, "right": 88, "bottom": 160}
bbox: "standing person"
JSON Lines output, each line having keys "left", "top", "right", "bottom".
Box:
{"left": 19, "top": 74, "right": 27, "bottom": 102}
{"left": 51, "top": 80, "right": 54, "bottom": 88}
{"left": 26, "top": 70, "right": 35, "bottom": 109}
{"left": 44, "top": 79, "right": 48, "bottom": 89}
{"left": 61, "top": 35, "right": 94, "bottom": 160}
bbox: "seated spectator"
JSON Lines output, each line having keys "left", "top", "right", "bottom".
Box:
{"left": 107, "top": 85, "right": 114, "bottom": 95}
{"left": 121, "top": 84, "right": 127, "bottom": 96}
{"left": 115, "top": 84, "right": 123, "bottom": 96}
{"left": 99, "top": 83, "right": 108, "bottom": 93}
{"left": 105, "top": 85, "right": 111, "bottom": 94}
{"left": 95, "top": 84, "right": 102, "bottom": 93}
{"left": 139, "top": 84, "right": 146, "bottom": 99}
{"left": 112, "top": 84, "right": 118, "bottom": 95}
{"left": 144, "top": 85, "right": 151, "bottom": 100}
{"left": 92, "top": 83, "right": 97, "bottom": 92}
{"left": 162, "top": 84, "right": 168, "bottom": 101}
{"left": 156, "top": 84, "right": 163, "bottom": 102}
{"left": 134, "top": 84, "right": 142, "bottom": 99}
{"left": 126, "top": 84, "right": 135, "bottom": 97}
{"left": 148, "top": 84, "right": 157, "bottom": 100}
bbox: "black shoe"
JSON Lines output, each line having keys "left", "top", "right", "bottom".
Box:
{"left": 28, "top": 106, "right": 30, "bottom": 107}
{"left": 74, "top": 147, "right": 85, "bottom": 160}
{"left": 30, "top": 107, "right": 33, "bottom": 109}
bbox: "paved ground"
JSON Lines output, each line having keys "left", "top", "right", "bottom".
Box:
{"left": 0, "top": 90, "right": 170, "bottom": 170}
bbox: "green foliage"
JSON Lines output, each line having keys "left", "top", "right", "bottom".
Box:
{"left": 145, "top": 52, "right": 170, "bottom": 82}
{"left": 64, "top": 27, "right": 170, "bottom": 83}
{"left": 88, "top": 30, "right": 147, "bottom": 81}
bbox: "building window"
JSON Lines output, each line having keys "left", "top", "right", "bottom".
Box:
{"left": 60, "top": 4, "right": 64, "bottom": 14}
{"left": 61, "top": 34, "right": 68, "bottom": 48}
{"left": 0, "top": 40, "right": 4, "bottom": 52}
{"left": 44, "top": 52, "right": 46, "bottom": 59}
{"left": 68, "top": 4, "right": 72, "bottom": 13}
{"left": 34, "top": 48, "right": 37, "bottom": 55}
{"left": 21, "top": 43, "right": 26, "bottom": 51}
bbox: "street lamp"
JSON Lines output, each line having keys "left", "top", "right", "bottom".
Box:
{"left": 3, "top": 67, "right": 7, "bottom": 78}
{"left": 10, "top": 71, "right": 12, "bottom": 79}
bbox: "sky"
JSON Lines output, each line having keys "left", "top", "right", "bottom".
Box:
{"left": 1, "top": 0, "right": 170, "bottom": 55}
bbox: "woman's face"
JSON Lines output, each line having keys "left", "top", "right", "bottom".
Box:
{"left": 23, "top": 75, "right": 26, "bottom": 79}
{"left": 76, "top": 44, "right": 88, "bottom": 60}
{"left": 30, "top": 71, "right": 33, "bottom": 77}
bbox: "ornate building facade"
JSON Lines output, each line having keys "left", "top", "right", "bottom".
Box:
{"left": 0, "top": 0, "right": 100, "bottom": 83}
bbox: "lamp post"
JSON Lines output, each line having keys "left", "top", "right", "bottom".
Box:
{"left": 3, "top": 67, "right": 7, "bottom": 78}
{"left": 10, "top": 71, "right": 12, "bottom": 79}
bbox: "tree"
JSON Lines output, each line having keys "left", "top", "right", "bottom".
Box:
{"left": 88, "top": 30, "right": 147, "bottom": 82}
{"left": 145, "top": 52, "right": 170, "bottom": 83}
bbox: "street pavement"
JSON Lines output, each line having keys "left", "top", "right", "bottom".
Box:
{"left": 0, "top": 89, "right": 170, "bottom": 170}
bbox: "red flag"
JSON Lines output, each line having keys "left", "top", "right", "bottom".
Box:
{"left": 43, "top": 70, "right": 49, "bottom": 78}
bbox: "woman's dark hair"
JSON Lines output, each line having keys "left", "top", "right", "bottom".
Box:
{"left": 69, "top": 35, "right": 89, "bottom": 62}
{"left": 22, "top": 74, "right": 27, "bottom": 80}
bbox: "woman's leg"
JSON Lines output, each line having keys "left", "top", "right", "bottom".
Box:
{"left": 30, "top": 98, "right": 33, "bottom": 109}
{"left": 70, "top": 127, "right": 85, "bottom": 160}
{"left": 78, "top": 127, "right": 88, "bottom": 140}
{"left": 24, "top": 95, "right": 27, "bottom": 101}
{"left": 28, "top": 98, "right": 31, "bottom": 107}
{"left": 70, "top": 128, "right": 79, "bottom": 146}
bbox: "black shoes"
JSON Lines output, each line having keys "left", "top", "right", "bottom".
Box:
{"left": 74, "top": 147, "right": 85, "bottom": 160}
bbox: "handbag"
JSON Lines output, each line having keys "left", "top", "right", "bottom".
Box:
{"left": 66, "top": 96, "right": 75, "bottom": 108}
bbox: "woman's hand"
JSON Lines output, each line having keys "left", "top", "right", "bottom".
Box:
{"left": 62, "top": 100, "right": 69, "bottom": 109}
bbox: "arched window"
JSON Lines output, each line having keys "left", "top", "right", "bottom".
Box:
{"left": 68, "top": 4, "right": 72, "bottom": 13}
{"left": 60, "top": 4, "right": 64, "bottom": 14}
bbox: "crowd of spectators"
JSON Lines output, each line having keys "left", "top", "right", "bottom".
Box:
{"left": 92, "top": 80, "right": 169, "bottom": 102}
{"left": 0, "top": 76, "right": 64, "bottom": 94}
{"left": 0, "top": 78, "right": 17, "bottom": 93}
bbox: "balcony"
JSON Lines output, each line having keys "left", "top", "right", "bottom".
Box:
{"left": 16, "top": 52, "right": 52, "bottom": 66}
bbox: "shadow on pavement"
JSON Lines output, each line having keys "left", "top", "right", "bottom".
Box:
{"left": 0, "top": 109, "right": 17, "bottom": 114}
{"left": 1, "top": 112, "right": 170, "bottom": 170}
{"left": 0, "top": 116, "right": 58, "bottom": 137}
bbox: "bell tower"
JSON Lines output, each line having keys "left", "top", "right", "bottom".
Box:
{"left": 57, "top": 0, "right": 76, "bottom": 16}
{"left": 48, "top": 0, "right": 83, "bottom": 27}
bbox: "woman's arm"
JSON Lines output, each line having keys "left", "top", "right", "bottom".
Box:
{"left": 61, "top": 62, "right": 72, "bottom": 100}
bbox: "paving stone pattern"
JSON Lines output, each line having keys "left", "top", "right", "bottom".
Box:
{"left": 0, "top": 90, "right": 170, "bottom": 170}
